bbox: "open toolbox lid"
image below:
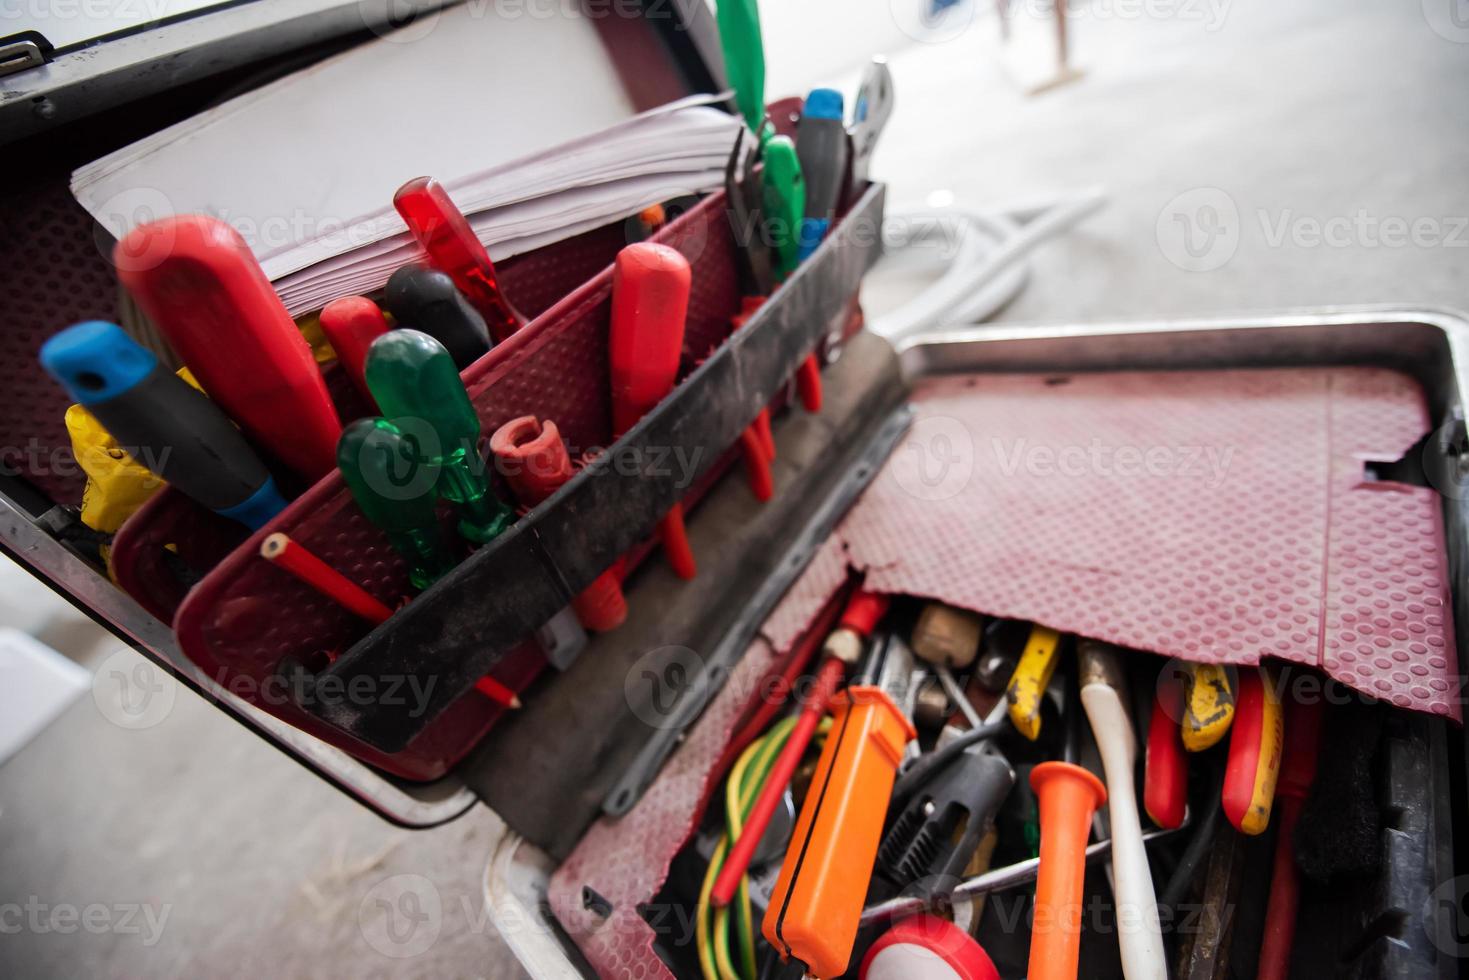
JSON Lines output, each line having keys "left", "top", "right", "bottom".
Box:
{"left": 0, "top": 0, "right": 729, "bottom": 146}
{"left": 0, "top": 0, "right": 761, "bottom": 826}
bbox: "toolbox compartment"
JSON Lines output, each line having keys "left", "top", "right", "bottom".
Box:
{"left": 465, "top": 309, "right": 1467, "bottom": 978}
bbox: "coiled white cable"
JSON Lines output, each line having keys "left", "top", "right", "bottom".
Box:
{"left": 867, "top": 186, "right": 1107, "bottom": 342}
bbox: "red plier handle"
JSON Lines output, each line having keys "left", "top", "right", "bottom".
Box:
{"left": 1144, "top": 666, "right": 1188, "bottom": 830}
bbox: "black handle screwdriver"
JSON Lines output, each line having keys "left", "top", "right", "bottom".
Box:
{"left": 41, "top": 320, "right": 287, "bottom": 530}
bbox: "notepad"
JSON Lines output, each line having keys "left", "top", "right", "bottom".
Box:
{"left": 71, "top": 3, "right": 742, "bottom": 316}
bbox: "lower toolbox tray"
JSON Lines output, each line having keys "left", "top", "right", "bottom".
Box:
{"left": 468, "top": 307, "right": 1467, "bottom": 979}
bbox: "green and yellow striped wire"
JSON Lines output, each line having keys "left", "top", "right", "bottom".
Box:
{"left": 696, "top": 717, "right": 831, "bottom": 980}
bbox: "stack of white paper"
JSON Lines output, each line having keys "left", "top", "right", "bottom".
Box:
{"left": 71, "top": 4, "right": 741, "bottom": 316}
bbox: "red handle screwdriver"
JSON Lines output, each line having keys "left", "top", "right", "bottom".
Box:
{"left": 609, "top": 243, "right": 696, "bottom": 579}
{"left": 394, "top": 176, "right": 523, "bottom": 344}
{"left": 115, "top": 215, "right": 342, "bottom": 481}
{"left": 319, "top": 296, "right": 390, "bottom": 406}
{"left": 1257, "top": 693, "right": 1324, "bottom": 980}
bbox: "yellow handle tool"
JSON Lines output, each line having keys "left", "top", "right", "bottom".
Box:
{"left": 1181, "top": 662, "right": 1237, "bottom": 751}
{"left": 1004, "top": 625, "right": 1061, "bottom": 740}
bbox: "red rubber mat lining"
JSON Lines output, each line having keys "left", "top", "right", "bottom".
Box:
{"left": 844, "top": 367, "right": 1458, "bottom": 719}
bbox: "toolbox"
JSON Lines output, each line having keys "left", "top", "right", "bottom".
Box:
{"left": 2, "top": 4, "right": 1466, "bottom": 978}
{"left": 485, "top": 310, "right": 1468, "bottom": 979}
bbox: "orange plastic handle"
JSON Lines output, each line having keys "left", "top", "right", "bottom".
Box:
{"left": 763, "top": 685, "right": 915, "bottom": 979}
{"left": 1028, "top": 761, "right": 1107, "bottom": 980}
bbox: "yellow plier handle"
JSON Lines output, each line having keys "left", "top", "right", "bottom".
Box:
{"left": 1005, "top": 625, "right": 1061, "bottom": 740}
{"left": 1181, "top": 662, "right": 1237, "bottom": 751}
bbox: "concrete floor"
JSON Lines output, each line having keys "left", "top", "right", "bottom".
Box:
{"left": 2, "top": 0, "right": 1466, "bottom": 976}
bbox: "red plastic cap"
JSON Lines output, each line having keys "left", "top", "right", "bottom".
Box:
{"left": 115, "top": 215, "right": 341, "bottom": 480}
{"left": 839, "top": 589, "right": 890, "bottom": 637}
{"left": 488, "top": 415, "right": 627, "bottom": 630}
{"left": 490, "top": 415, "right": 574, "bottom": 506}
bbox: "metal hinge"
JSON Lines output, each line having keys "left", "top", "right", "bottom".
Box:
{"left": 0, "top": 39, "right": 46, "bottom": 79}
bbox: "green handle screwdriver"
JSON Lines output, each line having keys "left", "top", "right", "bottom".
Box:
{"left": 715, "top": 0, "right": 807, "bottom": 280}
{"left": 337, "top": 418, "right": 457, "bottom": 590}
{"left": 762, "top": 135, "right": 807, "bottom": 281}
{"left": 364, "top": 330, "right": 514, "bottom": 544}
{"left": 716, "top": 0, "right": 766, "bottom": 137}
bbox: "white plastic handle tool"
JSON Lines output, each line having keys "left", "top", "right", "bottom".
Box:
{"left": 1078, "top": 640, "right": 1167, "bottom": 980}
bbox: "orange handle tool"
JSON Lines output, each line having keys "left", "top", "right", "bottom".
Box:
{"left": 712, "top": 590, "right": 890, "bottom": 907}
{"left": 1257, "top": 693, "right": 1324, "bottom": 980}
{"left": 1144, "top": 668, "right": 1188, "bottom": 830}
{"left": 609, "top": 242, "right": 696, "bottom": 579}
{"left": 1028, "top": 761, "right": 1107, "bottom": 980}
{"left": 713, "top": 655, "right": 846, "bottom": 908}
{"left": 115, "top": 215, "right": 342, "bottom": 481}
{"left": 1222, "top": 666, "right": 1284, "bottom": 835}
{"left": 763, "top": 685, "right": 916, "bottom": 978}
